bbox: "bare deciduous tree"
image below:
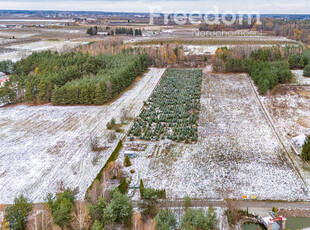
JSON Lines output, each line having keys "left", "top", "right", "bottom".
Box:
{"left": 71, "top": 201, "right": 91, "bottom": 230}
{"left": 120, "top": 108, "right": 128, "bottom": 124}
{"left": 107, "top": 131, "right": 116, "bottom": 143}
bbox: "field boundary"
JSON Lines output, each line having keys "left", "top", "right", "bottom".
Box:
{"left": 85, "top": 68, "right": 167, "bottom": 198}
{"left": 247, "top": 75, "right": 309, "bottom": 194}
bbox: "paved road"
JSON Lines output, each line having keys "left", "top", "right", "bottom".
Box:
{"left": 154, "top": 199, "right": 310, "bottom": 209}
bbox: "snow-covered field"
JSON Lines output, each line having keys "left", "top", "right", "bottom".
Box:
{"left": 0, "top": 31, "right": 38, "bottom": 39}
{"left": 121, "top": 72, "right": 308, "bottom": 201}
{"left": 0, "top": 50, "right": 32, "bottom": 62}
{"left": 0, "top": 68, "right": 166, "bottom": 204}
{"left": 183, "top": 45, "right": 223, "bottom": 55}
{"left": 259, "top": 84, "right": 310, "bottom": 187}
{"left": 0, "top": 40, "right": 87, "bottom": 62}
{"left": 9, "top": 40, "right": 86, "bottom": 53}
{"left": 260, "top": 85, "right": 310, "bottom": 143}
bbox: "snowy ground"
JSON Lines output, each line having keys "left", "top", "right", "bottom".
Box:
{"left": 259, "top": 84, "right": 310, "bottom": 188}
{"left": 0, "top": 50, "right": 32, "bottom": 62}
{"left": 9, "top": 40, "right": 85, "bottom": 52}
{"left": 121, "top": 71, "right": 308, "bottom": 201}
{"left": 0, "top": 31, "right": 38, "bottom": 39}
{"left": 0, "top": 40, "right": 87, "bottom": 62}
{"left": 293, "top": 70, "right": 310, "bottom": 85}
{"left": 0, "top": 68, "right": 166, "bottom": 204}
{"left": 183, "top": 45, "right": 227, "bottom": 55}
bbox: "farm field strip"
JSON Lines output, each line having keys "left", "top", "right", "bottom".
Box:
{"left": 0, "top": 68, "right": 166, "bottom": 204}
{"left": 258, "top": 83, "right": 310, "bottom": 188}
{"left": 122, "top": 70, "right": 308, "bottom": 201}
{"left": 0, "top": 40, "right": 88, "bottom": 62}
{"left": 129, "top": 69, "right": 202, "bottom": 143}
{"left": 130, "top": 36, "right": 300, "bottom": 46}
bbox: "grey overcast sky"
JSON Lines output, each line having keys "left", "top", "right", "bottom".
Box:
{"left": 0, "top": 0, "right": 308, "bottom": 14}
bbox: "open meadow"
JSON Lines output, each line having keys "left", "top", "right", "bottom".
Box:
{"left": 259, "top": 73, "right": 310, "bottom": 190}
{"left": 0, "top": 68, "right": 166, "bottom": 204}
{"left": 120, "top": 68, "right": 309, "bottom": 201}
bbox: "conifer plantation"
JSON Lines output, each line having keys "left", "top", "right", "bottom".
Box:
{"left": 1, "top": 51, "right": 148, "bottom": 105}
{"left": 129, "top": 69, "right": 202, "bottom": 143}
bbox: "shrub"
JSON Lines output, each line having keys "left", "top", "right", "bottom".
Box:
{"left": 124, "top": 155, "right": 132, "bottom": 167}
{"left": 304, "top": 64, "right": 310, "bottom": 77}
{"left": 139, "top": 179, "right": 144, "bottom": 198}
{"left": 272, "top": 206, "right": 277, "bottom": 213}
{"left": 155, "top": 209, "right": 177, "bottom": 230}
{"left": 118, "top": 178, "right": 129, "bottom": 194}
{"left": 91, "top": 220, "right": 104, "bottom": 230}
{"left": 181, "top": 207, "right": 218, "bottom": 229}
{"left": 139, "top": 188, "right": 160, "bottom": 218}
{"left": 184, "top": 196, "right": 192, "bottom": 210}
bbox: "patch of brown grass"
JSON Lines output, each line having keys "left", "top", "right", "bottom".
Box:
{"left": 298, "top": 89, "right": 310, "bottom": 98}
{"left": 297, "top": 116, "right": 310, "bottom": 128}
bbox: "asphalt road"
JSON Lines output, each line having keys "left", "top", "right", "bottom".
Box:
{"left": 153, "top": 199, "right": 310, "bottom": 209}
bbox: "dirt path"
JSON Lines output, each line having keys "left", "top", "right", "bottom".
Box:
{"left": 158, "top": 199, "right": 310, "bottom": 209}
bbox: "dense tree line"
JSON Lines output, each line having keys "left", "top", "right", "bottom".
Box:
{"left": 255, "top": 18, "right": 310, "bottom": 44}
{"left": 4, "top": 190, "right": 218, "bottom": 230}
{"left": 212, "top": 46, "right": 305, "bottom": 93}
{"left": 199, "top": 17, "right": 310, "bottom": 44}
{"left": 76, "top": 37, "right": 187, "bottom": 67}
{"left": 248, "top": 60, "right": 292, "bottom": 94}
{"left": 87, "top": 26, "right": 98, "bottom": 36}
{"left": 0, "top": 51, "right": 148, "bottom": 105}
{"left": 115, "top": 27, "right": 142, "bottom": 36}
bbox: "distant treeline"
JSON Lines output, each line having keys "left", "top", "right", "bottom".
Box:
{"left": 76, "top": 37, "right": 188, "bottom": 68}
{"left": 0, "top": 51, "right": 148, "bottom": 105}
{"left": 200, "top": 18, "right": 310, "bottom": 44}
{"left": 87, "top": 26, "right": 142, "bottom": 36}
{"left": 115, "top": 27, "right": 142, "bottom": 36}
{"left": 213, "top": 45, "right": 310, "bottom": 93}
